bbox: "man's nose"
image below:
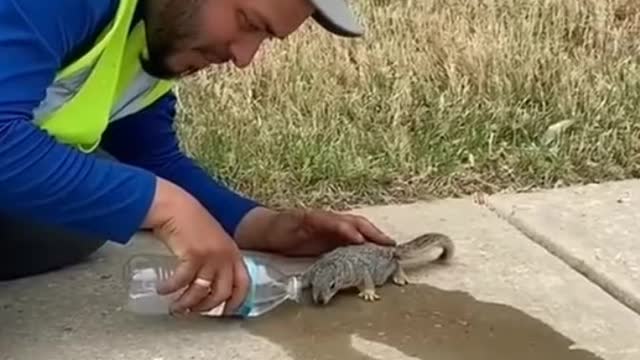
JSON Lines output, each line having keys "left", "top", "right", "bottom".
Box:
{"left": 230, "top": 33, "right": 268, "bottom": 68}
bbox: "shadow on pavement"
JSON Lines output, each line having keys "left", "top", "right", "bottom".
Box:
{"left": 242, "top": 283, "right": 603, "bottom": 360}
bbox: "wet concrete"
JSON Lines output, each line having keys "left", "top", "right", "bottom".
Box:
{"left": 243, "top": 283, "right": 604, "bottom": 360}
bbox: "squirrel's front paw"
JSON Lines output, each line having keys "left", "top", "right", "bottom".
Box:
{"left": 358, "top": 289, "right": 380, "bottom": 302}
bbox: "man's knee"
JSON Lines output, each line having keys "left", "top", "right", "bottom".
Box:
{"left": 0, "top": 214, "right": 108, "bottom": 281}
{"left": 0, "top": 149, "right": 121, "bottom": 281}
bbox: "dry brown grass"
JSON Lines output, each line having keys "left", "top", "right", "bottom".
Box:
{"left": 174, "top": 0, "right": 640, "bottom": 209}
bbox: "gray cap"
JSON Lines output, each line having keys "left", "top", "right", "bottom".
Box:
{"left": 309, "top": 0, "right": 364, "bottom": 37}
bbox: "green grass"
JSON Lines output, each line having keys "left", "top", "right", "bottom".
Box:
{"left": 173, "top": 0, "right": 640, "bottom": 209}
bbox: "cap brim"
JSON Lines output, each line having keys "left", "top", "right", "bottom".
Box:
{"left": 309, "top": 0, "right": 364, "bottom": 37}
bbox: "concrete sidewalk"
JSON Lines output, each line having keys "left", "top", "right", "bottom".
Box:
{"left": 485, "top": 180, "right": 640, "bottom": 314}
{"left": 1, "top": 181, "right": 639, "bottom": 360}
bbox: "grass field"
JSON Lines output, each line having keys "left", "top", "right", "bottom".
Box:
{"left": 174, "top": 0, "right": 640, "bottom": 209}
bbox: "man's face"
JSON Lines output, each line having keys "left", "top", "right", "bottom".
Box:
{"left": 142, "top": 0, "right": 315, "bottom": 79}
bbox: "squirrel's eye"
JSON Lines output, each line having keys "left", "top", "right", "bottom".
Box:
{"left": 329, "top": 282, "right": 336, "bottom": 289}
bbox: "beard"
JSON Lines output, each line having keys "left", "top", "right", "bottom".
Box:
{"left": 140, "top": 41, "right": 180, "bottom": 80}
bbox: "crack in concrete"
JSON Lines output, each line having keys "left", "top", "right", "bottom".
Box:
{"left": 473, "top": 192, "right": 640, "bottom": 317}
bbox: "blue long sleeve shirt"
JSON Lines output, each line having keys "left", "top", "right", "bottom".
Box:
{"left": 0, "top": 0, "right": 259, "bottom": 244}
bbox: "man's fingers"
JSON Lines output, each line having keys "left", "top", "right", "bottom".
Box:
{"left": 321, "top": 212, "right": 395, "bottom": 246}
{"left": 157, "top": 260, "right": 197, "bottom": 295}
{"left": 329, "top": 216, "right": 366, "bottom": 244}
{"left": 169, "top": 264, "right": 216, "bottom": 315}
{"left": 223, "top": 259, "right": 251, "bottom": 315}
{"left": 190, "top": 262, "right": 233, "bottom": 314}
{"left": 350, "top": 215, "right": 395, "bottom": 246}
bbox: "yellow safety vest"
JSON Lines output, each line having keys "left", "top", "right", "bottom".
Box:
{"left": 32, "top": 0, "right": 174, "bottom": 153}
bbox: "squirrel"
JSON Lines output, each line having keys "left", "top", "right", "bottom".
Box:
{"left": 300, "top": 232, "right": 455, "bottom": 305}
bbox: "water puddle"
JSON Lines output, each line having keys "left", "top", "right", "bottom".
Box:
{"left": 242, "top": 284, "right": 603, "bottom": 360}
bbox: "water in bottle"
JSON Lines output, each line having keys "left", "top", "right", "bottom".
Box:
{"left": 123, "top": 253, "right": 304, "bottom": 318}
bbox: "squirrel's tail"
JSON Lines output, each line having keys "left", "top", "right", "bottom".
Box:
{"left": 394, "top": 232, "right": 455, "bottom": 268}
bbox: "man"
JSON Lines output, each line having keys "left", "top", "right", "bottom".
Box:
{"left": 0, "top": 0, "right": 395, "bottom": 316}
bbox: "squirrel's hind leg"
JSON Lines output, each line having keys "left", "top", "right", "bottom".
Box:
{"left": 392, "top": 265, "right": 410, "bottom": 286}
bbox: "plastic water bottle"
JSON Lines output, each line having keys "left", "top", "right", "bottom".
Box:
{"left": 122, "top": 253, "right": 303, "bottom": 318}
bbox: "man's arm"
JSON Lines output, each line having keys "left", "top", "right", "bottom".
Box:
{"left": 100, "top": 92, "right": 261, "bottom": 239}
{"left": 0, "top": 0, "right": 158, "bottom": 243}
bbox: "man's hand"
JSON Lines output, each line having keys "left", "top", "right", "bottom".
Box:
{"left": 234, "top": 207, "right": 396, "bottom": 257}
{"left": 142, "top": 177, "right": 249, "bottom": 316}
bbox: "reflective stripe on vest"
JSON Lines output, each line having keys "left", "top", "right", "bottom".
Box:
{"left": 33, "top": 0, "right": 174, "bottom": 153}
